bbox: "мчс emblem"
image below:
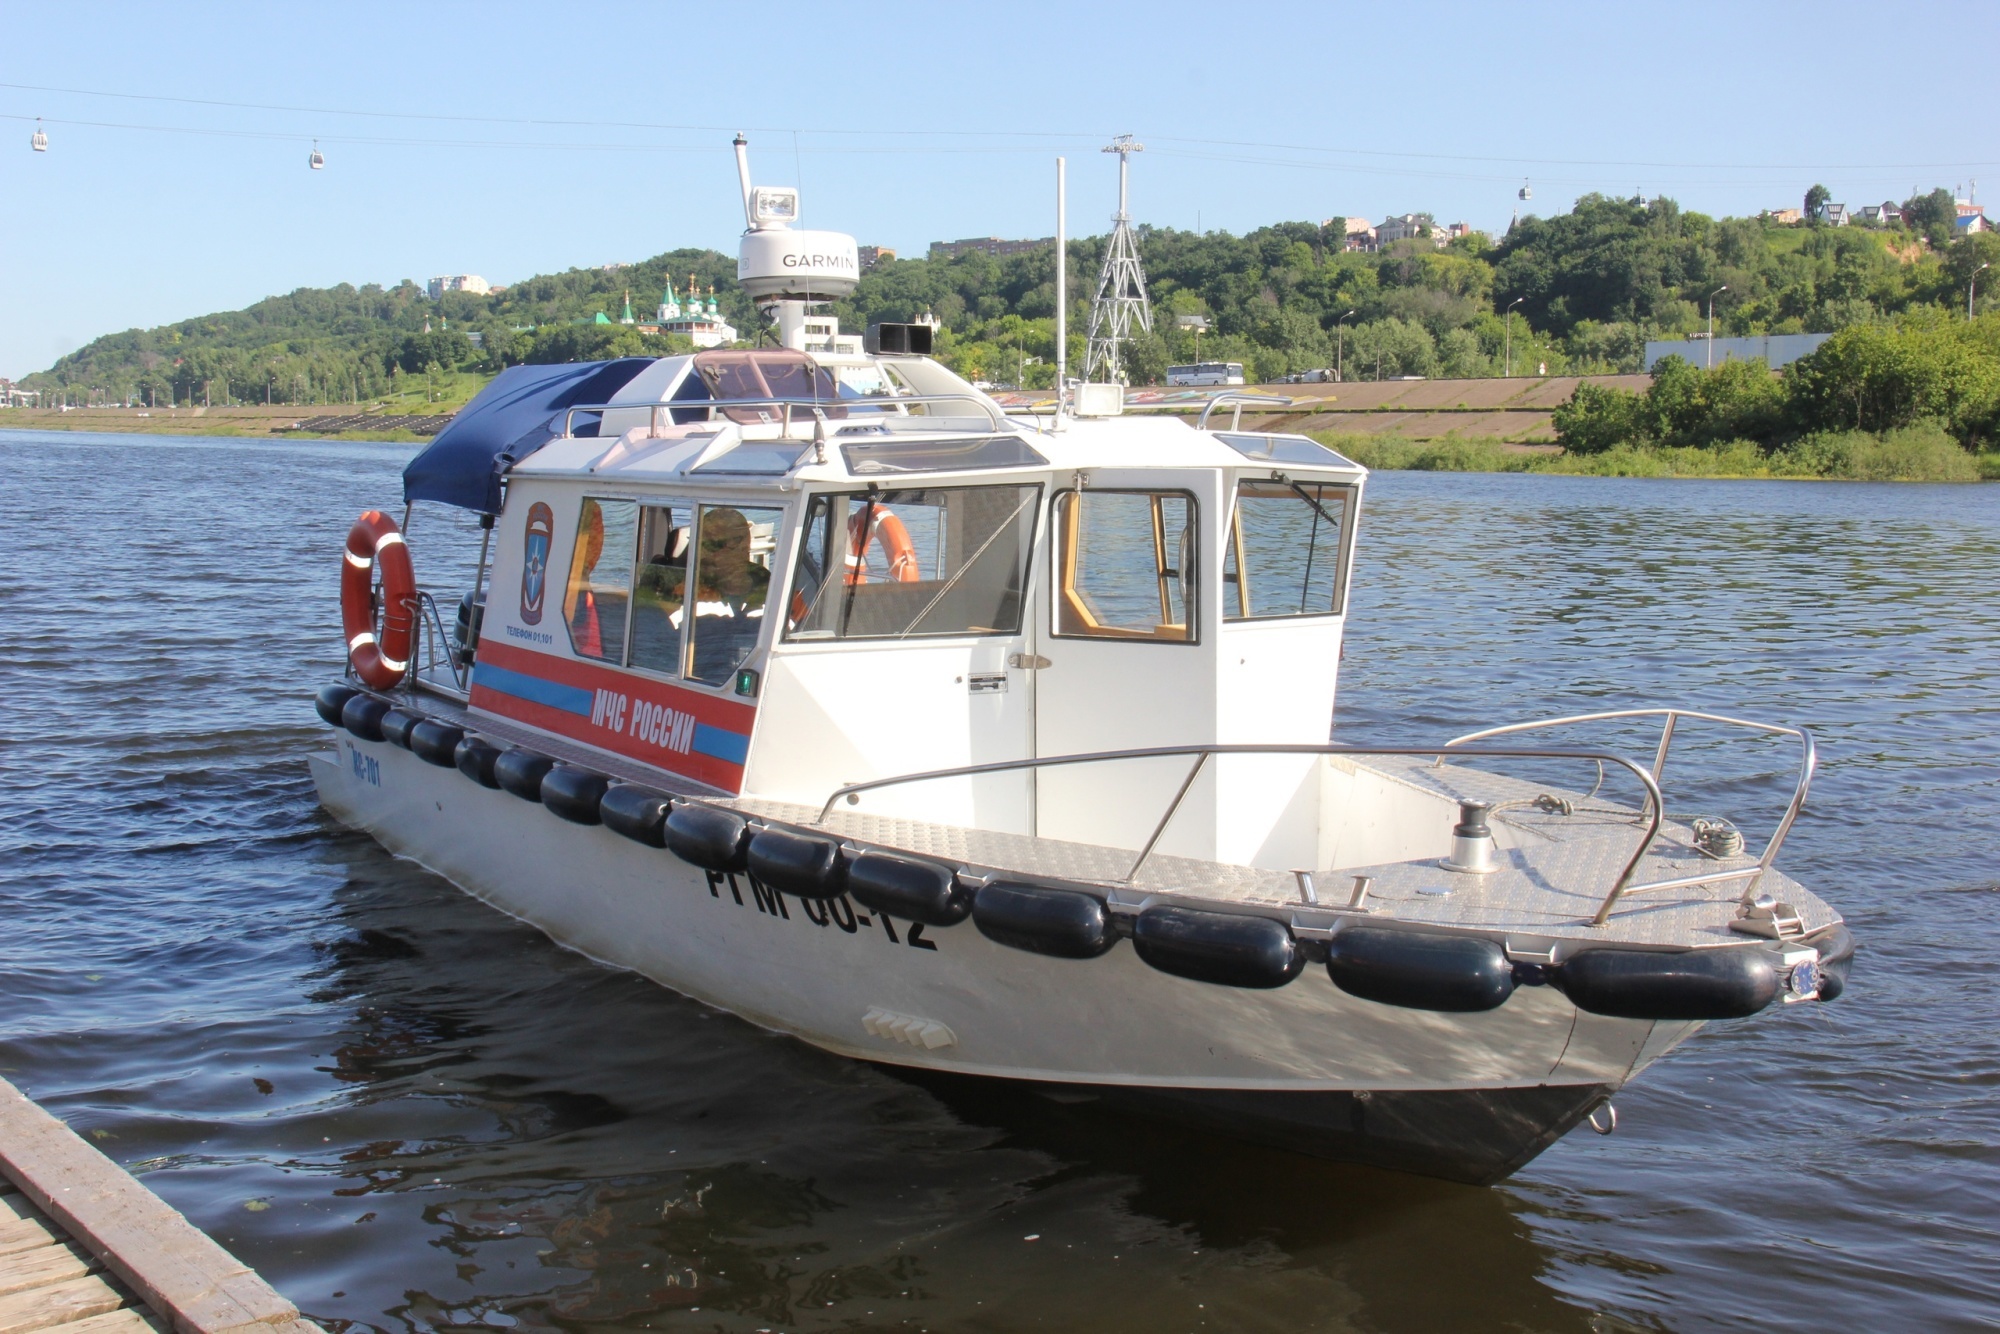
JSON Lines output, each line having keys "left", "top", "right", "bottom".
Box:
{"left": 520, "top": 502, "right": 553, "bottom": 624}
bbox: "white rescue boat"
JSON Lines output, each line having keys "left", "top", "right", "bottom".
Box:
{"left": 310, "top": 140, "right": 1851, "bottom": 1184}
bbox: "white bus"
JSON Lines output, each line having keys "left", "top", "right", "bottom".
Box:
{"left": 1165, "top": 361, "right": 1246, "bottom": 387}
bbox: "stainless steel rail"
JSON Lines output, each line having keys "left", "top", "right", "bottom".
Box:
{"left": 1196, "top": 392, "right": 1294, "bottom": 431}
{"left": 812, "top": 742, "right": 1666, "bottom": 926}
{"left": 561, "top": 392, "right": 1007, "bottom": 438}
{"left": 411, "top": 590, "right": 468, "bottom": 692}
{"left": 1441, "top": 709, "right": 1815, "bottom": 909}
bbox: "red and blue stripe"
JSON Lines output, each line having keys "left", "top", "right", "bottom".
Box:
{"left": 469, "top": 640, "right": 755, "bottom": 792}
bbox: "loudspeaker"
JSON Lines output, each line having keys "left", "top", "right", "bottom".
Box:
{"left": 865, "top": 322, "right": 934, "bottom": 356}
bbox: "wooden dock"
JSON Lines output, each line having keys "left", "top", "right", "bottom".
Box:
{"left": 0, "top": 1079, "right": 320, "bottom": 1334}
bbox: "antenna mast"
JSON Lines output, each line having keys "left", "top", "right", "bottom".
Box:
{"left": 1084, "top": 135, "right": 1153, "bottom": 384}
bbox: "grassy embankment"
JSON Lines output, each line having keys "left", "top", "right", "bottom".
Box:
{"left": 1316, "top": 424, "right": 2000, "bottom": 482}
{"left": 0, "top": 370, "right": 497, "bottom": 442}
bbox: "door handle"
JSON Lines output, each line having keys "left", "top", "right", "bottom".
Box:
{"left": 1009, "top": 653, "right": 1052, "bottom": 670}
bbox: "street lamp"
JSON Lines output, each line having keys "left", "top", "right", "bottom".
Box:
{"left": 1336, "top": 309, "right": 1356, "bottom": 382}
{"left": 1706, "top": 285, "right": 1728, "bottom": 369}
{"left": 1504, "top": 297, "right": 1525, "bottom": 377}
{"left": 1972, "top": 262, "right": 1990, "bottom": 318}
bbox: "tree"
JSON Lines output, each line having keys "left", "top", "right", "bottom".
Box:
{"left": 1902, "top": 188, "right": 1958, "bottom": 248}
{"left": 391, "top": 329, "right": 470, "bottom": 374}
{"left": 1804, "top": 184, "right": 1831, "bottom": 226}
{"left": 1552, "top": 378, "right": 1647, "bottom": 453}
{"left": 1788, "top": 313, "right": 2000, "bottom": 442}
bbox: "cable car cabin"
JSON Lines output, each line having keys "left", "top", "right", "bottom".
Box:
{"left": 442, "top": 348, "right": 1364, "bottom": 872}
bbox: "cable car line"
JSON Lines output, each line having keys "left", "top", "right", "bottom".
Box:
{"left": 7, "top": 78, "right": 1995, "bottom": 175}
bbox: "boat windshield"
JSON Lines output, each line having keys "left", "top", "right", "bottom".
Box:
{"left": 785, "top": 485, "right": 1041, "bottom": 640}
{"left": 692, "top": 348, "right": 846, "bottom": 423}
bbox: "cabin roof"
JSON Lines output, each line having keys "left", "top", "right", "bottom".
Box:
{"left": 507, "top": 409, "right": 1364, "bottom": 493}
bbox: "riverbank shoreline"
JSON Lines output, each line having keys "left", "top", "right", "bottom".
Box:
{"left": 9, "top": 411, "right": 1993, "bottom": 482}
{"left": 0, "top": 405, "right": 437, "bottom": 442}
{"left": 1311, "top": 429, "right": 2000, "bottom": 482}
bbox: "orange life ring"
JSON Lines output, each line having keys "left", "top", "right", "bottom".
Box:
{"left": 846, "top": 508, "right": 921, "bottom": 585}
{"left": 341, "top": 509, "right": 417, "bottom": 689}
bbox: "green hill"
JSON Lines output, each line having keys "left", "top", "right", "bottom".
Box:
{"left": 24, "top": 247, "right": 745, "bottom": 410}
{"left": 23, "top": 188, "right": 1997, "bottom": 408}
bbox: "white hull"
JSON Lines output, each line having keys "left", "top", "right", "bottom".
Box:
{"left": 312, "top": 730, "right": 1695, "bottom": 1182}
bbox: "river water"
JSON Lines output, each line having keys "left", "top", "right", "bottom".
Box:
{"left": 2, "top": 429, "right": 1996, "bottom": 1332}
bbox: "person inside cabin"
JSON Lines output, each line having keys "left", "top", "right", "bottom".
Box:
{"left": 687, "top": 507, "right": 770, "bottom": 683}
{"left": 695, "top": 508, "right": 763, "bottom": 611}
{"left": 564, "top": 503, "right": 607, "bottom": 655}
{"left": 562, "top": 499, "right": 633, "bottom": 662}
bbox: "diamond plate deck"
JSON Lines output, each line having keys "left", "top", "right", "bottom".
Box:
{"left": 383, "top": 687, "right": 1838, "bottom": 950}
{"left": 726, "top": 756, "right": 1837, "bottom": 949}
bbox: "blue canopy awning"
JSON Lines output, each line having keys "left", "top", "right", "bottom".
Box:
{"left": 402, "top": 358, "right": 656, "bottom": 515}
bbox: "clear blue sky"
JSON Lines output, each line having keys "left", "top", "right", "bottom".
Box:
{"left": 4, "top": 0, "right": 1995, "bottom": 379}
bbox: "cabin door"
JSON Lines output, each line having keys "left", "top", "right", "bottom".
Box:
{"left": 1032, "top": 473, "right": 1216, "bottom": 857}
{"left": 751, "top": 484, "right": 1041, "bottom": 834}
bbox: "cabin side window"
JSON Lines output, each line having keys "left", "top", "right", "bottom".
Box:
{"left": 1051, "top": 490, "right": 1198, "bottom": 643}
{"left": 628, "top": 503, "right": 695, "bottom": 676}
{"left": 626, "top": 501, "right": 782, "bottom": 687}
{"left": 1223, "top": 480, "right": 1355, "bottom": 620}
{"left": 563, "top": 497, "right": 637, "bottom": 662}
{"left": 783, "top": 485, "right": 1041, "bottom": 641}
{"left": 685, "top": 505, "right": 783, "bottom": 685}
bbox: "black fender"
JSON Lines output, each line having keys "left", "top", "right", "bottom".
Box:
{"left": 600, "top": 784, "right": 674, "bottom": 847}
{"left": 409, "top": 719, "right": 466, "bottom": 768}
{"left": 847, "top": 851, "right": 972, "bottom": 927}
{"left": 1326, "top": 927, "right": 1516, "bottom": 1012}
{"left": 541, "top": 767, "right": 610, "bottom": 825}
{"left": 663, "top": 803, "right": 752, "bottom": 873}
{"left": 747, "top": 828, "right": 847, "bottom": 899}
{"left": 380, "top": 708, "right": 422, "bottom": 750}
{"left": 1133, "top": 906, "right": 1302, "bottom": 989}
{"left": 1812, "top": 924, "right": 1857, "bottom": 1003}
{"left": 340, "top": 693, "right": 390, "bottom": 743}
{"left": 1555, "top": 946, "right": 1778, "bottom": 1021}
{"left": 494, "top": 748, "right": 555, "bottom": 802}
{"left": 453, "top": 736, "right": 503, "bottom": 789}
{"left": 316, "top": 683, "right": 361, "bottom": 728}
{"left": 972, "top": 882, "right": 1116, "bottom": 959}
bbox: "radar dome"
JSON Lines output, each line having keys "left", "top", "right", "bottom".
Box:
{"left": 738, "top": 229, "right": 860, "bottom": 304}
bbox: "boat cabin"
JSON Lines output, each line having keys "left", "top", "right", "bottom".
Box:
{"left": 410, "top": 344, "right": 1365, "bottom": 871}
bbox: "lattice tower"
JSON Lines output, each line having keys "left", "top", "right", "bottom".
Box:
{"left": 1084, "top": 135, "right": 1154, "bottom": 384}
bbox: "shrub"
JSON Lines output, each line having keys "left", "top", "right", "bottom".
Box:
{"left": 1552, "top": 379, "right": 1649, "bottom": 453}
{"left": 1787, "top": 314, "right": 2000, "bottom": 444}
{"left": 1773, "top": 421, "right": 1979, "bottom": 481}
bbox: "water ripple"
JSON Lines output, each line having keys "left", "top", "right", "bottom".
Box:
{"left": 2, "top": 433, "right": 1996, "bottom": 1330}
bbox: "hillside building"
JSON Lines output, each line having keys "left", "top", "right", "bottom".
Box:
{"left": 1375, "top": 213, "right": 1438, "bottom": 246}
{"left": 644, "top": 278, "right": 738, "bottom": 347}
{"left": 928, "top": 236, "right": 1053, "bottom": 260}
{"left": 1326, "top": 217, "right": 1377, "bottom": 252}
{"left": 858, "top": 245, "right": 897, "bottom": 271}
{"left": 426, "top": 274, "right": 491, "bottom": 300}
